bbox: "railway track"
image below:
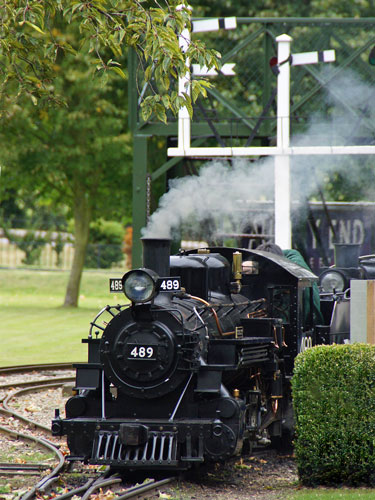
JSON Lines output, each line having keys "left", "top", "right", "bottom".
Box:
{"left": 51, "top": 475, "right": 176, "bottom": 500}
{"left": 0, "top": 363, "right": 74, "bottom": 375}
{"left": 0, "top": 363, "right": 73, "bottom": 498}
{"left": 0, "top": 363, "right": 298, "bottom": 499}
{"left": 0, "top": 364, "right": 177, "bottom": 500}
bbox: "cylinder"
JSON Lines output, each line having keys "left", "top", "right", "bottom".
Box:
{"left": 334, "top": 243, "right": 361, "bottom": 268}
{"left": 141, "top": 237, "right": 171, "bottom": 276}
{"left": 232, "top": 251, "right": 242, "bottom": 281}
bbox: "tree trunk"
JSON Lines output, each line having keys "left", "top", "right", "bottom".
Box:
{"left": 63, "top": 191, "right": 91, "bottom": 307}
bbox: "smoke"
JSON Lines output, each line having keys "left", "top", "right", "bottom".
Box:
{"left": 143, "top": 68, "right": 375, "bottom": 242}
{"left": 142, "top": 158, "right": 274, "bottom": 240}
{"left": 291, "top": 67, "right": 375, "bottom": 203}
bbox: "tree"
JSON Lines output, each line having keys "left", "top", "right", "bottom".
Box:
{"left": 0, "top": 32, "right": 132, "bottom": 306}
{"left": 0, "top": 1, "right": 219, "bottom": 120}
{"left": 0, "top": 1, "right": 221, "bottom": 307}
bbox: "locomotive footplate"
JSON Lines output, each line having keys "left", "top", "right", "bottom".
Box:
{"left": 90, "top": 418, "right": 235, "bottom": 468}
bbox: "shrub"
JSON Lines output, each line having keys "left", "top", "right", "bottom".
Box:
{"left": 292, "top": 343, "right": 375, "bottom": 486}
{"left": 85, "top": 219, "right": 124, "bottom": 269}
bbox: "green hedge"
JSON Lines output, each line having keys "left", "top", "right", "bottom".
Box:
{"left": 85, "top": 219, "right": 124, "bottom": 269}
{"left": 292, "top": 344, "right": 375, "bottom": 486}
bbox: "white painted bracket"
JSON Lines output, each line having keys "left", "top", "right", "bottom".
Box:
{"left": 192, "top": 17, "right": 236, "bottom": 33}
{"left": 292, "top": 49, "right": 336, "bottom": 66}
{"left": 192, "top": 63, "right": 236, "bottom": 76}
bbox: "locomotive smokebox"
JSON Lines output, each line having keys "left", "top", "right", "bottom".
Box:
{"left": 334, "top": 243, "right": 361, "bottom": 268}
{"left": 141, "top": 237, "right": 171, "bottom": 276}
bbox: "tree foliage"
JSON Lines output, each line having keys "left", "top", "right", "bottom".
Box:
{"left": 0, "top": 0, "right": 220, "bottom": 120}
{"left": 189, "top": 0, "right": 375, "bottom": 18}
{"left": 85, "top": 219, "right": 124, "bottom": 268}
{"left": 0, "top": 20, "right": 132, "bottom": 305}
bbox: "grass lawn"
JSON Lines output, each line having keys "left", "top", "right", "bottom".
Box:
{"left": 287, "top": 490, "right": 375, "bottom": 499}
{"left": 0, "top": 268, "right": 127, "bottom": 365}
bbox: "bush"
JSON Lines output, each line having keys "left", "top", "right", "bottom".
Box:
{"left": 85, "top": 219, "right": 124, "bottom": 269}
{"left": 292, "top": 344, "right": 375, "bottom": 486}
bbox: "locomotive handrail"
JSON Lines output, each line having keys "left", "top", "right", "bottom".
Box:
{"left": 192, "top": 307, "right": 209, "bottom": 339}
{"left": 185, "top": 294, "right": 224, "bottom": 336}
{"left": 169, "top": 373, "right": 193, "bottom": 421}
{"left": 88, "top": 304, "right": 127, "bottom": 337}
{"left": 208, "top": 298, "right": 265, "bottom": 308}
{"left": 358, "top": 254, "right": 375, "bottom": 261}
{"left": 319, "top": 289, "right": 350, "bottom": 298}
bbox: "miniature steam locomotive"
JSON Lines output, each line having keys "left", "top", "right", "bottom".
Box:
{"left": 51, "top": 238, "right": 375, "bottom": 470}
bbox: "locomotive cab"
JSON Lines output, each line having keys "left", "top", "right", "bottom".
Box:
{"left": 318, "top": 244, "right": 375, "bottom": 343}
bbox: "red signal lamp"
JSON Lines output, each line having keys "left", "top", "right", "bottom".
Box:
{"left": 269, "top": 56, "right": 279, "bottom": 75}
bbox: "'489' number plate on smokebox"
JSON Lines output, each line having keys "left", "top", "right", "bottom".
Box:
{"left": 126, "top": 344, "right": 157, "bottom": 360}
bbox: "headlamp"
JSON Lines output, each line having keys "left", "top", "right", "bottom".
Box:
{"left": 320, "top": 270, "right": 346, "bottom": 293}
{"left": 122, "top": 269, "right": 158, "bottom": 303}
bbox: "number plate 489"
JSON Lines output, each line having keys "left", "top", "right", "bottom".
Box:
{"left": 127, "top": 345, "right": 157, "bottom": 360}
{"left": 157, "top": 277, "right": 181, "bottom": 292}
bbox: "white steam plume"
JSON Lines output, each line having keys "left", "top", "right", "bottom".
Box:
{"left": 142, "top": 158, "right": 274, "bottom": 240}
{"left": 143, "top": 68, "right": 375, "bottom": 242}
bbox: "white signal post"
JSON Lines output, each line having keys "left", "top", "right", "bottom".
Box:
{"left": 275, "top": 34, "right": 292, "bottom": 248}
{"left": 274, "top": 39, "right": 337, "bottom": 248}
{"left": 178, "top": 26, "right": 191, "bottom": 152}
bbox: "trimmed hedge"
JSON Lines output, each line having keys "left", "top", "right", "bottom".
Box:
{"left": 292, "top": 343, "right": 375, "bottom": 486}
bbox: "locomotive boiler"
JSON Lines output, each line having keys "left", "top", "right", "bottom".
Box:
{"left": 52, "top": 237, "right": 324, "bottom": 470}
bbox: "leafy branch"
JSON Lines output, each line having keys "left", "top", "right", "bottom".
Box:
{"left": 0, "top": 1, "right": 221, "bottom": 120}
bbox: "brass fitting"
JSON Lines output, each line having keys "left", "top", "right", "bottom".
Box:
{"left": 233, "top": 388, "right": 240, "bottom": 398}
{"left": 232, "top": 251, "right": 242, "bottom": 281}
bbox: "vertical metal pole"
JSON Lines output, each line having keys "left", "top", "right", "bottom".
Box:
{"left": 274, "top": 34, "right": 292, "bottom": 249}
{"left": 129, "top": 44, "right": 148, "bottom": 269}
{"left": 101, "top": 370, "right": 106, "bottom": 419}
{"left": 128, "top": 48, "right": 138, "bottom": 133}
{"left": 132, "top": 135, "right": 149, "bottom": 268}
{"left": 146, "top": 174, "right": 152, "bottom": 221}
{"left": 178, "top": 26, "right": 191, "bottom": 152}
{"left": 262, "top": 27, "right": 273, "bottom": 140}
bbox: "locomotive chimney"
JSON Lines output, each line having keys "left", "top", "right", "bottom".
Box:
{"left": 334, "top": 243, "right": 361, "bottom": 268}
{"left": 141, "top": 237, "right": 171, "bottom": 276}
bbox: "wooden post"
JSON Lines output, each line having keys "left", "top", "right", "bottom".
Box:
{"left": 350, "top": 280, "right": 375, "bottom": 344}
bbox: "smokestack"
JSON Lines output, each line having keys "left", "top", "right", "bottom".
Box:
{"left": 141, "top": 237, "right": 171, "bottom": 276}
{"left": 334, "top": 243, "right": 361, "bottom": 268}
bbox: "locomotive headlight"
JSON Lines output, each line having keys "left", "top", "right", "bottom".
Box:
{"left": 122, "top": 269, "right": 158, "bottom": 303}
{"left": 320, "top": 270, "right": 346, "bottom": 293}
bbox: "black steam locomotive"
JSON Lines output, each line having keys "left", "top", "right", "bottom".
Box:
{"left": 51, "top": 238, "right": 374, "bottom": 470}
